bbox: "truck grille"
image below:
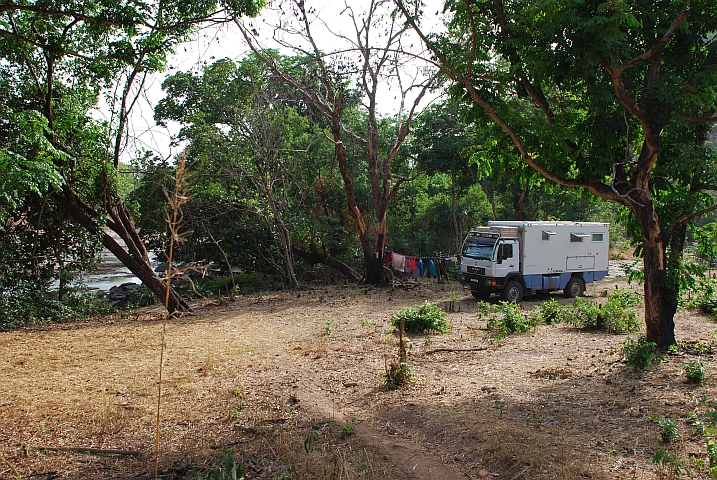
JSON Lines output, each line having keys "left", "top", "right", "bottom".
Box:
{"left": 467, "top": 266, "right": 485, "bottom": 275}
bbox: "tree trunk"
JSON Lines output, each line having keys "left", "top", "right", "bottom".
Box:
{"left": 59, "top": 185, "right": 190, "bottom": 314}
{"left": 636, "top": 205, "right": 676, "bottom": 348}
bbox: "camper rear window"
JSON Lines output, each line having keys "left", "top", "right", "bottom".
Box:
{"left": 592, "top": 233, "right": 604, "bottom": 242}
{"left": 570, "top": 233, "right": 589, "bottom": 242}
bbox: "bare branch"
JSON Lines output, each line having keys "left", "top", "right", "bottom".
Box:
{"left": 617, "top": 5, "right": 690, "bottom": 73}
{"left": 664, "top": 204, "right": 717, "bottom": 241}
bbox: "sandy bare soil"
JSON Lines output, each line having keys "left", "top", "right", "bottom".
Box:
{"left": 1, "top": 268, "right": 717, "bottom": 480}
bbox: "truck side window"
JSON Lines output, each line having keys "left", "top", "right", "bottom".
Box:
{"left": 542, "top": 230, "right": 556, "bottom": 240}
{"left": 498, "top": 244, "right": 513, "bottom": 262}
{"left": 592, "top": 233, "right": 604, "bottom": 242}
{"left": 570, "top": 233, "right": 588, "bottom": 242}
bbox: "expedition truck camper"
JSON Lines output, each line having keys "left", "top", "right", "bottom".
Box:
{"left": 458, "top": 221, "right": 609, "bottom": 301}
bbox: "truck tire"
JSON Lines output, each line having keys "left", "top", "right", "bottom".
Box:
{"left": 471, "top": 289, "right": 491, "bottom": 300}
{"left": 501, "top": 280, "right": 524, "bottom": 302}
{"left": 564, "top": 277, "right": 585, "bottom": 298}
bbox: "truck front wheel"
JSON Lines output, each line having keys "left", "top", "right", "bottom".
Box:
{"left": 501, "top": 280, "right": 524, "bottom": 302}
{"left": 564, "top": 277, "right": 585, "bottom": 298}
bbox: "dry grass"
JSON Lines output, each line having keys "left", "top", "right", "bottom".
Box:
{"left": 1, "top": 276, "right": 717, "bottom": 479}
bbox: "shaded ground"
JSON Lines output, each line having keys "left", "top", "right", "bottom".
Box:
{"left": 1, "top": 266, "right": 716, "bottom": 479}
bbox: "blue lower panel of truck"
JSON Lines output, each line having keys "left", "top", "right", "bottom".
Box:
{"left": 523, "top": 271, "right": 608, "bottom": 290}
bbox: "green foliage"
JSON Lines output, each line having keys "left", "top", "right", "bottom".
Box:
{"left": 0, "top": 291, "right": 115, "bottom": 330}
{"left": 487, "top": 301, "right": 537, "bottom": 338}
{"left": 652, "top": 449, "right": 691, "bottom": 479}
{"left": 341, "top": 418, "right": 356, "bottom": 435}
{"left": 564, "top": 289, "right": 640, "bottom": 334}
{"left": 653, "top": 417, "right": 680, "bottom": 443}
{"left": 694, "top": 222, "right": 717, "bottom": 271}
{"left": 623, "top": 336, "right": 659, "bottom": 370}
{"left": 230, "top": 273, "right": 266, "bottom": 295}
{"left": 128, "top": 285, "right": 156, "bottom": 308}
{"left": 685, "top": 277, "right": 717, "bottom": 316}
{"left": 536, "top": 298, "right": 563, "bottom": 325}
{"left": 384, "top": 355, "right": 412, "bottom": 391}
{"left": 685, "top": 361, "right": 708, "bottom": 385}
{"left": 390, "top": 301, "right": 451, "bottom": 334}
{"left": 193, "top": 452, "right": 246, "bottom": 480}
{"left": 476, "top": 300, "right": 491, "bottom": 318}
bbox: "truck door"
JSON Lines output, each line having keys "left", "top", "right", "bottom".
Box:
{"left": 494, "top": 240, "right": 517, "bottom": 278}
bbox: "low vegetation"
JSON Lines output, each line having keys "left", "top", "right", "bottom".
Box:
{"left": 390, "top": 301, "right": 451, "bottom": 334}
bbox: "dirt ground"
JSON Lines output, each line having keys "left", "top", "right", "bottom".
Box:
{"left": 2, "top": 266, "right": 717, "bottom": 480}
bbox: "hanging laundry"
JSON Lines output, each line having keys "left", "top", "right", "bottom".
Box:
{"left": 417, "top": 259, "right": 424, "bottom": 277}
{"left": 406, "top": 256, "right": 417, "bottom": 273}
{"left": 384, "top": 251, "right": 393, "bottom": 262}
{"left": 392, "top": 253, "right": 406, "bottom": 272}
{"left": 429, "top": 258, "right": 438, "bottom": 278}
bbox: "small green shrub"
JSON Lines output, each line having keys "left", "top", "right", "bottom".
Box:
{"left": 685, "top": 361, "right": 708, "bottom": 384}
{"left": 685, "top": 277, "right": 717, "bottom": 315}
{"left": 384, "top": 356, "right": 412, "bottom": 390}
{"left": 653, "top": 417, "right": 680, "bottom": 443}
{"left": 390, "top": 301, "right": 451, "bottom": 333}
{"left": 624, "top": 336, "right": 659, "bottom": 370}
{"left": 230, "top": 272, "right": 266, "bottom": 295}
{"left": 193, "top": 452, "right": 245, "bottom": 480}
{"left": 128, "top": 284, "right": 156, "bottom": 308}
{"left": 476, "top": 300, "right": 491, "bottom": 319}
{"left": 537, "top": 298, "right": 563, "bottom": 325}
{"left": 487, "top": 302, "right": 537, "bottom": 338}
{"left": 342, "top": 418, "right": 356, "bottom": 435}
{"left": 563, "top": 289, "right": 640, "bottom": 334}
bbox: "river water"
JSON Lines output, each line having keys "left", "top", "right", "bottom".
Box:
{"left": 76, "top": 250, "right": 158, "bottom": 292}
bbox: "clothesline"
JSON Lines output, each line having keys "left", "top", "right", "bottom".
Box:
{"left": 384, "top": 251, "right": 445, "bottom": 279}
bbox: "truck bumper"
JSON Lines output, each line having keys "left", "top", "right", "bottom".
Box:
{"left": 460, "top": 274, "right": 504, "bottom": 293}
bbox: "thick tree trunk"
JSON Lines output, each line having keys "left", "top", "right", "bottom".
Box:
{"left": 636, "top": 205, "right": 676, "bottom": 348}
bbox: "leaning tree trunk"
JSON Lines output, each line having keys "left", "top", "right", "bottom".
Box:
{"left": 60, "top": 185, "right": 190, "bottom": 314}
{"left": 636, "top": 203, "right": 676, "bottom": 348}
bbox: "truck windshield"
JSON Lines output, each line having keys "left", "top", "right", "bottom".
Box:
{"left": 462, "top": 236, "right": 496, "bottom": 260}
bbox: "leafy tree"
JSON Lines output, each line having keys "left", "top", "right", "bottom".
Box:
{"left": 238, "top": 0, "right": 438, "bottom": 284}
{"left": 399, "top": 0, "right": 717, "bottom": 347}
{"left": 0, "top": 0, "right": 265, "bottom": 315}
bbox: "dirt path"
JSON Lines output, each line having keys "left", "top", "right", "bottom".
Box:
{"left": 2, "top": 272, "right": 717, "bottom": 479}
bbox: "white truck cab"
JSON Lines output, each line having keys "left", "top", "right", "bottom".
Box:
{"left": 459, "top": 221, "right": 609, "bottom": 301}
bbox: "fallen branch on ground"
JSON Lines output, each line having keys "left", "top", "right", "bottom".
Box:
{"left": 421, "top": 347, "right": 489, "bottom": 355}
{"left": 35, "top": 446, "right": 140, "bottom": 456}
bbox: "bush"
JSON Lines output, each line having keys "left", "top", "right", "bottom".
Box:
{"left": 563, "top": 288, "right": 640, "bottom": 334}
{"left": 390, "top": 301, "right": 451, "bottom": 333}
{"left": 0, "top": 289, "right": 116, "bottom": 329}
{"left": 684, "top": 361, "right": 708, "bottom": 384}
{"left": 128, "top": 284, "right": 156, "bottom": 308}
{"left": 536, "top": 298, "right": 563, "bottom": 325}
{"left": 653, "top": 417, "right": 680, "bottom": 443}
{"left": 685, "top": 277, "right": 717, "bottom": 316}
{"left": 624, "top": 336, "right": 660, "bottom": 370}
{"left": 487, "top": 301, "right": 538, "bottom": 338}
{"left": 230, "top": 272, "right": 266, "bottom": 295}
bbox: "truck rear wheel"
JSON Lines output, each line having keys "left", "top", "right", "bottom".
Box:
{"left": 501, "top": 280, "right": 523, "bottom": 302}
{"left": 564, "top": 277, "right": 585, "bottom": 298}
{"left": 471, "top": 289, "right": 491, "bottom": 300}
